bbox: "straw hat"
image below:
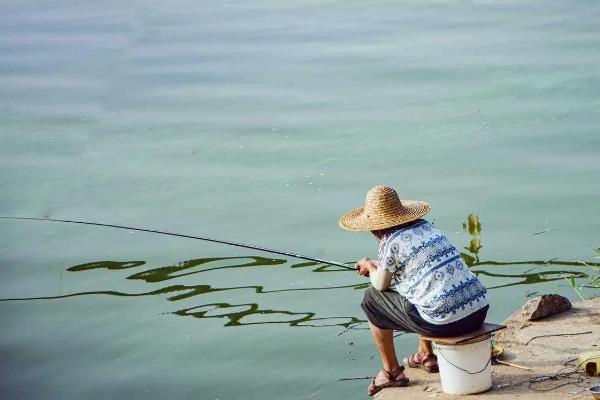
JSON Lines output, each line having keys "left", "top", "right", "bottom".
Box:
{"left": 338, "top": 185, "right": 430, "bottom": 232}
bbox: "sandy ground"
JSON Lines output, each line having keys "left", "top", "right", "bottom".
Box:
{"left": 376, "top": 297, "right": 600, "bottom": 400}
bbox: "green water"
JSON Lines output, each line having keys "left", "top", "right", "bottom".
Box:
{"left": 1, "top": 1, "right": 599, "bottom": 399}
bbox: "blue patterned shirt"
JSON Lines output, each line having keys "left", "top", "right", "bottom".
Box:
{"left": 377, "top": 219, "right": 488, "bottom": 324}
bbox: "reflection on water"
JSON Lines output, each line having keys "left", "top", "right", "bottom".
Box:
{"left": 3, "top": 256, "right": 369, "bottom": 328}
{"left": 173, "top": 302, "right": 364, "bottom": 328}
{"left": 459, "top": 214, "right": 598, "bottom": 289}
{"left": 474, "top": 269, "right": 588, "bottom": 289}
{"left": 1, "top": 216, "right": 598, "bottom": 329}
{"left": 461, "top": 214, "right": 598, "bottom": 290}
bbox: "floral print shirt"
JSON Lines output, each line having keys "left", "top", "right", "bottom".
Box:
{"left": 378, "top": 219, "right": 488, "bottom": 324}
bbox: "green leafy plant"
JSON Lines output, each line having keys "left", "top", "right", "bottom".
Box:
{"left": 458, "top": 214, "right": 600, "bottom": 297}
{"left": 591, "top": 248, "right": 600, "bottom": 289}
{"left": 462, "top": 214, "right": 482, "bottom": 264}
{"left": 565, "top": 248, "right": 600, "bottom": 299}
{"left": 565, "top": 275, "right": 585, "bottom": 300}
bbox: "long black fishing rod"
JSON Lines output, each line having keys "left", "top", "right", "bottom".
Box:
{"left": 0, "top": 216, "right": 355, "bottom": 270}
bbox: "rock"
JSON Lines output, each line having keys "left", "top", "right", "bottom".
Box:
{"left": 521, "top": 294, "right": 572, "bottom": 321}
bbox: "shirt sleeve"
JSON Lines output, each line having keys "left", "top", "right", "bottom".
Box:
{"left": 378, "top": 239, "right": 398, "bottom": 273}
{"left": 370, "top": 269, "right": 392, "bottom": 291}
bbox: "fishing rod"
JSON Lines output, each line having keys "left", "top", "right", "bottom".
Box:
{"left": 0, "top": 216, "right": 355, "bottom": 270}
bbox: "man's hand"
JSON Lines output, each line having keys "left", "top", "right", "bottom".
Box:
{"left": 355, "top": 257, "right": 378, "bottom": 277}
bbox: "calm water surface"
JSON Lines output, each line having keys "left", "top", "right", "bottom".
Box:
{"left": 1, "top": 1, "right": 599, "bottom": 399}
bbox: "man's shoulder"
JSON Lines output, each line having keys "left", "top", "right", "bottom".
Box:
{"left": 381, "top": 220, "right": 438, "bottom": 258}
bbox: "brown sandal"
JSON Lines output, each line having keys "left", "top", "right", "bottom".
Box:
{"left": 367, "top": 365, "right": 410, "bottom": 396}
{"left": 404, "top": 353, "right": 439, "bottom": 373}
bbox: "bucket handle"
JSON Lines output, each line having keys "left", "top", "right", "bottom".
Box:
{"left": 434, "top": 344, "right": 491, "bottom": 375}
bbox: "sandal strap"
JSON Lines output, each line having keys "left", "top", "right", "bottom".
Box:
{"left": 422, "top": 354, "right": 437, "bottom": 365}
{"left": 409, "top": 352, "right": 436, "bottom": 365}
{"left": 383, "top": 365, "right": 405, "bottom": 380}
{"left": 410, "top": 352, "right": 422, "bottom": 364}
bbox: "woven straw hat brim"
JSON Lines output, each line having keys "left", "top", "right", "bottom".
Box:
{"left": 338, "top": 200, "right": 430, "bottom": 232}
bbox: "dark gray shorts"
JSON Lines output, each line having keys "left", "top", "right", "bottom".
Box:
{"left": 361, "top": 286, "right": 488, "bottom": 337}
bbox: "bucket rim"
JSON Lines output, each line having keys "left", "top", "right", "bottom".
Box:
{"left": 434, "top": 334, "right": 491, "bottom": 347}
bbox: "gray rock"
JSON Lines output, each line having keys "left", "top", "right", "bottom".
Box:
{"left": 521, "top": 294, "right": 572, "bottom": 321}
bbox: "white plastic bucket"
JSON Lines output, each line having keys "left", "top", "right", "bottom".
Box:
{"left": 433, "top": 335, "right": 492, "bottom": 395}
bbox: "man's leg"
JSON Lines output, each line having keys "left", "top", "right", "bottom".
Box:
{"left": 417, "top": 337, "right": 438, "bottom": 368}
{"left": 418, "top": 337, "right": 434, "bottom": 357}
{"left": 369, "top": 322, "right": 407, "bottom": 385}
{"left": 369, "top": 322, "right": 400, "bottom": 371}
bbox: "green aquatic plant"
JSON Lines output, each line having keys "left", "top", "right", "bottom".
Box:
{"left": 461, "top": 213, "right": 483, "bottom": 265}
{"left": 461, "top": 214, "right": 599, "bottom": 299}
{"left": 586, "top": 248, "right": 600, "bottom": 289}
{"left": 593, "top": 248, "right": 600, "bottom": 288}
{"left": 565, "top": 276, "right": 586, "bottom": 300}
{"left": 462, "top": 213, "right": 482, "bottom": 236}
{"left": 562, "top": 248, "right": 599, "bottom": 300}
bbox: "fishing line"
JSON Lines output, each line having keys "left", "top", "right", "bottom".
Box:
{"left": 0, "top": 216, "right": 355, "bottom": 270}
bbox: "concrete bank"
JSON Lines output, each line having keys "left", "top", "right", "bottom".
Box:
{"left": 377, "top": 297, "right": 600, "bottom": 400}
